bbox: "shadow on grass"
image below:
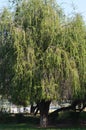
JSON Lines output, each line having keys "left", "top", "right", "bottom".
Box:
{"left": 0, "top": 113, "right": 39, "bottom": 130}
{"left": 0, "top": 112, "right": 86, "bottom": 130}
{"left": 0, "top": 124, "right": 86, "bottom": 130}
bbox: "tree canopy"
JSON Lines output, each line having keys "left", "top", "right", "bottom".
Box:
{"left": 0, "top": 0, "right": 86, "bottom": 127}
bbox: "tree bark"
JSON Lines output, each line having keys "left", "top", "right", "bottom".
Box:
{"left": 38, "top": 100, "right": 51, "bottom": 127}
{"left": 49, "top": 99, "right": 86, "bottom": 120}
{"left": 30, "top": 104, "right": 36, "bottom": 114}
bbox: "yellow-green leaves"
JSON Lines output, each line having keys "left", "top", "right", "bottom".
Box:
{"left": 0, "top": 0, "right": 86, "bottom": 105}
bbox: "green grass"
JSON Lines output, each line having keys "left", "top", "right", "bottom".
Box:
{"left": 0, "top": 125, "right": 85, "bottom": 130}
{"left": 0, "top": 112, "right": 86, "bottom": 130}
{"left": 0, "top": 123, "right": 85, "bottom": 130}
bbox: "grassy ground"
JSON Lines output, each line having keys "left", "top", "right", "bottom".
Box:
{"left": 0, "top": 111, "right": 86, "bottom": 130}
{"left": 0, "top": 124, "right": 86, "bottom": 130}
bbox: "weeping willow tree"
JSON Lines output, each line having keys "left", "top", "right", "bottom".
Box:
{"left": 0, "top": 8, "right": 14, "bottom": 97}
{"left": 0, "top": 8, "right": 32, "bottom": 105}
{"left": 0, "top": 0, "right": 86, "bottom": 127}
{"left": 57, "top": 14, "right": 86, "bottom": 100}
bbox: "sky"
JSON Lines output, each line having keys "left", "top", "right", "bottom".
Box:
{"left": 0, "top": 0, "right": 86, "bottom": 22}
{"left": 0, "top": 0, "right": 9, "bottom": 10}
{"left": 57, "top": 0, "right": 86, "bottom": 22}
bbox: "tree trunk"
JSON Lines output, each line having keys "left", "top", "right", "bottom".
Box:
{"left": 30, "top": 104, "right": 35, "bottom": 114}
{"left": 38, "top": 100, "right": 51, "bottom": 127}
{"left": 40, "top": 114, "right": 48, "bottom": 127}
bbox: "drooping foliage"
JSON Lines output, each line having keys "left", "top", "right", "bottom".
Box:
{"left": 0, "top": 0, "right": 86, "bottom": 106}
{"left": 0, "top": 9, "right": 14, "bottom": 96}
{"left": 57, "top": 14, "right": 86, "bottom": 100}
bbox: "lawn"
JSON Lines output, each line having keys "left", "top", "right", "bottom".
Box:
{"left": 0, "top": 124, "right": 86, "bottom": 130}
{"left": 0, "top": 112, "right": 86, "bottom": 130}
